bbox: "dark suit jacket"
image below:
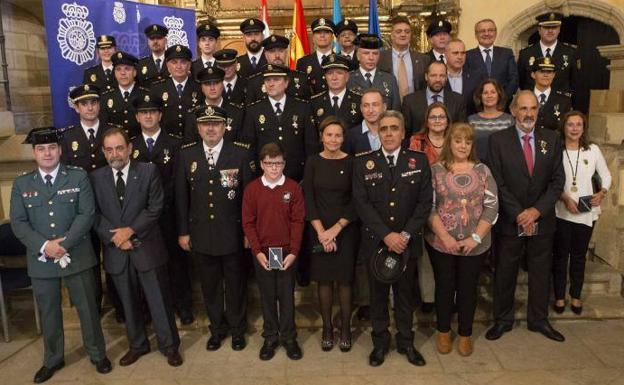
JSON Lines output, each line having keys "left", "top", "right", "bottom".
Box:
{"left": 91, "top": 161, "right": 167, "bottom": 274}
{"left": 487, "top": 126, "right": 564, "bottom": 236}
{"left": 83, "top": 63, "right": 116, "bottom": 92}
{"left": 517, "top": 42, "right": 578, "bottom": 94}
{"left": 536, "top": 91, "right": 572, "bottom": 131}
{"left": 449, "top": 69, "right": 485, "bottom": 115}
{"left": 378, "top": 49, "right": 430, "bottom": 93}
{"left": 296, "top": 52, "right": 327, "bottom": 95}
{"left": 465, "top": 46, "right": 518, "bottom": 102}
{"left": 344, "top": 124, "right": 372, "bottom": 155}
{"left": 237, "top": 53, "right": 267, "bottom": 80}
{"left": 401, "top": 89, "right": 466, "bottom": 138}
{"left": 137, "top": 56, "right": 169, "bottom": 87}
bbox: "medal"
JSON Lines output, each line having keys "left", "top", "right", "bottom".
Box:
{"left": 571, "top": 185, "right": 578, "bottom": 192}
{"left": 292, "top": 115, "right": 298, "bottom": 129}
{"left": 163, "top": 149, "right": 171, "bottom": 164}
{"left": 142, "top": 66, "right": 148, "bottom": 75}
{"left": 162, "top": 92, "right": 169, "bottom": 101}
{"left": 564, "top": 148, "right": 580, "bottom": 194}
{"left": 90, "top": 74, "right": 96, "bottom": 82}
{"left": 366, "top": 160, "right": 375, "bottom": 170}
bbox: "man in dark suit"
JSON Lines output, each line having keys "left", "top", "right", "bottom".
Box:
{"left": 130, "top": 94, "right": 194, "bottom": 325}
{"left": 150, "top": 45, "right": 203, "bottom": 137}
{"left": 531, "top": 57, "right": 572, "bottom": 131}
{"left": 486, "top": 90, "right": 565, "bottom": 342}
{"left": 344, "top": 88, "right": 386, "bottom": 155}
{"left": 425, "top": 19, "right": 452, "bottom": 63}
{"left": 517, "top": 12, "right": 578, "bottom": 96}
{"left": 465, "top": 19, "right": 518, "bottom": 104}
{"left": 236, "top": 18, "right": 267, "bottom": 79}
{"left": 215, "top": 48, "right": 247, "bottom": 105}
{"left": 83, "top": 35, "right": 117, "bottom": 92}
{"left": 335, "top": 19, "right": 359, "bottom": 68}
{"left": 401, "top": 60, "right": 466, "bottom": 138}
{"left": 378, "top": 16, "right": 430, "bottom": 102}
{"left": 352, "top": 110, "right": 432, "bottom": 367}
{"left": 137, "top": 24, "right": 169, "bottom": 86}
{"left": 11, "top": 128, "right": 112, "bottom": 383}
{"left": 445, "top": 38, "right": 484, "bottom": 115}
{"left": 347, "top": 34, "right": 401, "bottom": 110}
{"left": 191, "top": 22, "right": 220, "bottom": 78}
{"left": 176, "top": 105, "right": 254, "bottom": 352}
{"left": 296, "top": 18, "right": 335, "bottom": 95}
{"left": 91, "top": 127, "right": 183, "bottom": 367}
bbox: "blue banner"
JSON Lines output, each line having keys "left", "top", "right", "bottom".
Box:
{"left": 368, "top": 0, "right": 380, "bottom": 38}
{"left": 43, "top": 0, "right": 196, "bottom": 128}
{"left": 332, "top": 0, "right": 342, "bottom": 53}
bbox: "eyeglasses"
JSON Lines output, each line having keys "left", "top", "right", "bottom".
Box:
{"left": 262, "top": 161, "right": 285, "bottom": 168}
{"left": 428, "top": 115, "right": 447, "bottom": 121}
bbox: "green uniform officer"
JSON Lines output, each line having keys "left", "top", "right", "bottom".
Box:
{"left": 10, "top": 127, "right": 111, "bottom": 383}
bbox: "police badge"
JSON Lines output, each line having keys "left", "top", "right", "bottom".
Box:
{"left": 107, "top": 99, "right": 113, "bottom": 108}
{"left": 529, "top": 56, "right": 535, "bottom": 66}
{"left": 259, "top": 114, "right": 266, "bottom": 124}
{"left": 162, "top": 92, "right": 169, "bottom": 101}
{"left": 90, "top": 74, "right": 96, "bottom": 82}
{"left": 190, "top": 161, "right": 197, "bottom": 173}
{"left": 307, "top": 65, "right": 312, "bottom": 74}
{"left": 133, "top": 149, "right": 139, "bottom": 159}
{"left": 142, "top": 66, "right": 148, "bottom": 75}
{"left": 366, "top": 160, "right": 375, "bottom": 170}
{"left": 317, "top": 108, "right": 324, "bottom": 117}
{"left": 72, "top": 141, "right": 79, "bottom": 151}
{"left": 220, "top": 168, "right": 240, "bottom": 188}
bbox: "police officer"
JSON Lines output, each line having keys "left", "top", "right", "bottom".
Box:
{"left": 296, "top": 18, "right": 336, "bottom": 95}
{"left": 137, "top": 24, "right": 170, "bottom": 86}
{"left": 10, "top": 127, "right": 112, "bottom": 383}
{"left": 215, "top": 48, "right": 247, "bottom": 105}
{"left": 129, "top": 94, "right": 194, "bottom": 325}
{"left": 191, "top": 22, "right": 221, "bottom": 77}
{"left": 531, "top": 57, "right": 572, "bottom": 131}
{"left": 352, "top": 110, "right": 432, "bottom": 367}
{"left": 83, "top": 35, "right": 117, "bottom": 92}
{"left": 245, "top": 35, "right": 310, "bottom": 104}
{"left": 186, "top": 66, "right": 244, "bottom": 143}
{"left": 151, "top": 44, "right": 203, "bottom": 137}
{"left": 101, "top": 51, "right": 148, "bottom": 138}
{"left": 311, "top": 54, "right": 362, "bottom": 130}
{"left": 176, "top": 105, "right": 254, "bottom": 351}
{"left": 237, "top": 18, "right": 267, "bottom": 79}
{"left": 426, "top": 19, "right": 452, "bottom": 63}
{"left": 335, "top": 19, "right": 359, "bottom": 68}
{"left": 518, "top": 12, "right": 578, "bottom": 95}
{"left": 241, "top": 63, "right": 318, "bottom": 182}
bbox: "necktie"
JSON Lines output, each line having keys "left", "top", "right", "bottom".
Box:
{"left": 87, "top": 128, "right": 95, "bottom": 147}
{"left": 123, "top": 91, "right": 129, "bottom": 100}
{"left": 206, "top": 149, "right": 215, "bottom": 169}
{"left": 365, "top": 72, "right": 373, "bottom": 87}
{"left": 332, "top": 96, "right": 340, "bottom": 114}
{"left": 116, "top": 170, "right": 125, "bottom": 205}
{"left": 155, "top": 58, "right": 162, "bottom": 71}
{"left": 146, "top": 137, "right": 154, "bottom": 153}
{"left": 344, "top": 54, "right": 351, "bottom": 60}
{"left": 44, "top": 174, "right": 52, "bottom": 187}
{"left": 226, "top": 83, "right": 233, "bottom": 97}
{"left": 439, "top": 54, "right": 445, "bottom": 62}
{"left": 275, "top": 102, "right": 282, "bottom": 116}
{"left": 176, "top": 83, "right": 183, "bottom": 98}
{"left": 545, "top": 48, "right": 552, "bottom": 58}
{"left": 432, "top": 93, "right": 441, "bottom": 103}
{"left": 539, "top": 93, "right": 547, "bottom": 106}
{"left": 251, "top": 56, "right": 257, "bottom": 69}
{"left": 105, "top": 68, "right": 112, "bottom": 78}
{"left": 397, "top": 52, "right": 409, "bottom": 101}
{"left": 523, "top": 134, "right": 534, "bottom": 176}
{"left": 205, "top": 61, "right": 212, "bottom": 68}
{"left": 484, "top": 48, "right": 492, "bottom": 76}
{"left": 321, "top": 54, "right": 327, "bottom": 65}
{"left": 387, "top": 155, "right": 395, "bottom": 167}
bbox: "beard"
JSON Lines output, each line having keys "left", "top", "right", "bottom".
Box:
{"left": 518, "top": 117, "right": 536, "bottom": 131}
{"left": 246, "top": 40, "right": 261, "bottom": 53}
{"left": 110, "top": 157, "right": 127, "bottom": 170}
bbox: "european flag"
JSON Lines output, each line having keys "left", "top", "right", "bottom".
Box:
{"left": 332, "top": 0, "right": 342, "bottom": 52}
{"left": 368, "top": 0, "right": 380, "bottom": 37}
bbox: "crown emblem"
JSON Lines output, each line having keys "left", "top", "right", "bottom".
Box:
{"left": 208, "top": 68, "right": 213, "bottom": 74}
{"left": 330, "top": 56, "right": 335, "bottom": 62}
{"left": 176, "top": 45, "right": 181, "bottom": 52}
{"left": 144, "top": 95, "right": 150, "bottom": 102}
{"left": 205, "top": 25, "right": 210, "bottom": 30}
{"left": 84, "top": 84, "right": 90, "bottom": 91}
{"left": 117, "top": 52, "right": 122, "bottom": 59}
{"left": 250, "top": 19, "right": 255, "bottom": 25}
{"left": 206, "top": 106, "right": 214, "bottom": 116}
{"left": 101, "top": 36, "right": 108, "bottom": 42}
{"left": 319, "top": 19, "right": 326, "bottom": 26}
{"left": 544, "top": 57, "right": 551, "bottom": 65}
{"left": 267, "top": 64, "right": 273, "bottom": 70}
{"left": 438, "top": 20, "right": 443, "bottom": 27}
{"left": 344, "top": 20, "right": 348, "bottom": 26}
{"left": 549, "top": 13, "right": 555, "bottom": 21}
{"left": 152, "top": 25, "right": 158, "bottom": 31}
{"left": 271, "top": 36, "right": 276, "bottom": 42}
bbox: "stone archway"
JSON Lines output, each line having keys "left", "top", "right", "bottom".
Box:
{"left": 498, "top": 0, "right": 624, "bottom": 53}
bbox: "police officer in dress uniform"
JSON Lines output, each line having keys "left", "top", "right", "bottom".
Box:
{"left": 150, "top": 44, "right": 203, "bottom": 137}
{"left": 101, "top": 51, "right": 148, "bottom": 138}
{"left": 426, "top": 19, "right": 452, "bottom": 63}
{"left": 130, "top": 94, "right": 195, "bottom": 325}
{"left": 352, "top": 111, "right": 432, "bottom": 367}
{"left": 10, "top": 128, "right": 112, "bottom": 383}
{"left": 241, "top": 63, "right": 318, "bottom": 182}
{"left": 237, "top": 18, "right": 268, "bottom": 79}
{"left": 517, "top": 12, "right": 578, "bottom": 96}
{"left": 335, "top": 19, "right": 359, "bottom": 68}
{"left": 531, "top": 57, "right": 572, "bottom": 131}
{"left": 296, "top": 18, "right": 336, "bottom": 95}
{"left": 137, "top": 24, "right": 170, "bottom": 86}
{"left": 191, "top": 22, "right": 221, "bottom": 78}
{"left": 176, "top": 105, "right": 254, "bottom": 351}
{"left": 83, "top": 35, "right": 117, "bottom": 92}
{"left": 245, "top": 35, "right": 310, "bottom": 104}
{"left": 215, "top": 48, "right": 247, "bottom": 105}
{"left": 311, "top": 54, "right": 363, "bottom": 131}
{"left": 185, "top": 66, "right": 244, "bottom": 143}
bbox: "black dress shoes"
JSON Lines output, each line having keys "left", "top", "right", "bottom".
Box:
{"left": 553, "top": 303, "right": 565, "bottom": 314}
{"left": 571, "top": 302, "right": 583, "bottom": 315}
{"left": 34, "top": 361, "right": 65, "bottom": 383}
{"left": 119, "top": 348, "right": 150, "bottom": 366}
{"left": 485, "top": 323, "right": 512, "bottom": 340}
{"left": 259, "top": 340, "right": 279, "bottom": 361}
{"left": 356, "top": 305, "right": 371, "bottom": 322}
{"left": 179, "top": 309, "right": 195, "bottom": 325}
{"left": 91, "top": 357, "right": 112, "bottom": 374}
{"left": 231, "top": 335, "right": 247, "bottom": 351}
{"left": 206, "top": 334, "right": 225, "bottom": 351}
{"left": 283, "top": 340, "right": 303, "bottom": 360}
{"left": 528, "top": 322, "right": 565, "bottom": 342}
{"left": 397, "top": 346, "right": 426, "bottom": 366}
{"left": 165, "top": 349, "right": 183, "bottom": 367}
{"left": 420, "top": 302, "right": 435, "bottom": 314}
{"left": 368, "top": 348, "right": 387, "bottom": 367}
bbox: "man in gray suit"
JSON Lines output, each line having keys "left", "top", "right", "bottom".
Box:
{"left": 347, "top": 34, "right": 401, "bottom": 110}
{"left": 378, "top": 16, "right": 430, "bottom": 102}
{"left": 90, "top": 127, "right": 182, "bottom": 367}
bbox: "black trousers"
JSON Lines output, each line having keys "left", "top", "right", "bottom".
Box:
{"left": 253, "top": 258, "right": 297, "bottom": 343}
{"left": 161, "top": 214, "right": 193, "bottom": 313}
{"left": 369, "top": 256, "right": 417, "bottom": 350}
{"left": 111, "top": 263, "right": 180, "bottom": 353}
{"left": 195, "top": 250, "right": 248, "bottom": 336}
{"left": 552, "top": 218, "right": 594, "bottom": 300}
{"left": 426, "top": 243, "right": 485, "bottom": 336}
{"left": 493, "top": 233, "right": 553, "bottom": 327}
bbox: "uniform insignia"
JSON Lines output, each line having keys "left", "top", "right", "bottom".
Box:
{"left": 181, "top": 141, "right": 197, "bottom": 149}
{"left": 350, "top": 103, "right": 357, "bottom": 115}
{"left": 142, "top": 66, "right": 148, "bottom": 75}
{"left": 71, "top": 141, "right": 79, "bottom": 151}
{"left": 117, "top": 52, "right": 123, "bottom": 59}
{"left": 250, "top": 19, "right": 255, "bottom": 25}
{"left": 554, "top": 104, "right": 560, "bottom": 117}
{"left": 294, "top": 77, "right": 300, "bottom": 89}
{"left": 307, "top": 65, "right": 312, "bottom": 74}
{"left": 529, "top": 56, "right": 535, "bottom": 66}
{"left": 236, "top": 62, "right": 241, "bottom": 72}
{"left": 226, "top": 118, "right": 233, "bottom": 131}
{"left": 90, "top": 73, "right": 96, "bottom": 82}
{"left": 133, "top": 149, "right": 139, "bottom": 159}
{"left": 163, "top": 149, "right": 171, "bottom": 164}
{"left": 190, "top": 161, "right": 197, "bottom": 173}
{"left": 401, "top": 170, "right": 421, "bottom": 177}
{"left": 317, "top": 108, "right": 324, "bottom": 116}
{"left": 438, "top": 20, "right": 443, "bottom": 27}
{"left": 227, "top": 190, "right": 236, "bottom": 200}
{"left": 292, "top": 115, "right": 298, "bottom": 129}
{"left": 220, "top": 168, "right": 240, "bottom": 188}
{"left": 107, "top": 98, "right": 113, "bottom": 108}
{"left": 408, "top": 158, "right": 417, "bottom": 170}
{"left": 261, "top": 84, "right": 267, "bottom": 94}
{"left": 355, "top": 150, "right": 373, "bottom": 157}
{"left": 282, "top": 191, "right": 291, "bottom": 203}
{"left": 259, "top": 114, "right": 265, "bottom": 124}
{"left": 162, "top": 92, "right": 169, "bottom": 101}
{"left": 192, "top": 91, "right": 198, "bottom": 104}
{"left": 562, "top": 55, "right": 569, "bottom": 68}
{"left": 364, "top": 172, "right": 383, "bottom": 181}
{"left": 233, "top": 141, "right": 251, "bottom": 149}
{"left": 366, "top": 160, "right": 375, "bottom": 170}
{"left": 539, "top": 140, "right": 548, "bottom": 155}
{"left": 319, "top": 18, "right": 326, "bottom": 26}
{"left": 382, "top": 81, "right": 390, "bottom": 95}
{"left": 176, "top": 45, "right": 181, "bottom": 53}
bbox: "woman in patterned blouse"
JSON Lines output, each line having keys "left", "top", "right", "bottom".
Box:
{"left": 425, "top": 123, "right": 499, "bottom": 357}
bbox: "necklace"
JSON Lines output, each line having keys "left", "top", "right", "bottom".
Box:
{"left": 428, "top": 133, "right": 444, "bottom": 149}
{"left": 564, "top": 147, "right": 580, "bottom": 192}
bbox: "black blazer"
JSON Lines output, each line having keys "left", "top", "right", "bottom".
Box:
{"left": 487, "top": 126, "right": 564, "bottom": 236}
{"left": 465, "top": 46, "right": 518, "bottom": 102}
{"left": 401, "top": 89, "right": 466, "bottom": 138}
{"left": 296, "top": 52, "right": 327, "bottom": 95}
{"left": 236, "top": 53, "right": 267, "bottom": 79}
{"left": 91, "top": 161, "right": 167, "bottom": 274}
{"left": 344, "top": 124, "right": 372, "bottom": 155}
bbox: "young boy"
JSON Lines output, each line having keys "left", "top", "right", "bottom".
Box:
{"left": 242, "top": 143, "right": 305, "bottom": 361}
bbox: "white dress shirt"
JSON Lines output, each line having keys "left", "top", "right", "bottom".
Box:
{"left": 329, "top": 88, "right": 346, "bottom": 108}
{"left": 203, "top": 138, "right": 224, "bottom": 164}
{"left": 359, "top": 67, "right": 377, "bottom": 83}
{"left": 113, "top": 161, "right": 130, "bottom": 185}
{"left": 261, "top": 174, "right": 286, "bottom": 189}
{"left": 268, "top": 95, "right": 287, "bottom": 114}
{"left": 81, "top": 119, "right": 100, "bottom": 138}
{"left": 540, "top": 41, "right": 558, "bottom": 58}
{"left": 143, "top": 129, "right": 161, "bottom": 147}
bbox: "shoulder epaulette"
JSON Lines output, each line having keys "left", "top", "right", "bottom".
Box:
{"left": 168, "top": 132, "right": 183, "bottom": 139}
{"left": 138, "top": 86, "right": 150, "bottom": 91}
{"left": 247, "top": 99, "right": 263, "bottom": 107}
{"left": 86, "top": 64, "right": 98, "bottom": 70}
{"left": 151, "top": 78, "right": 166, "bottom": 85}
{"left": 181, "top": 141, "right": 198, "bottom": 149}
{"left": 311, "top": 92, "right": 326, "bottom": 99}
{"left": 102, "top": 88, "right": 115, "bottom": 95}
{"left": 248, "top": 72, "right": 262, "bottom": 79}
{"left": 293, "top": 69, "right": 307, "bottom": 76}
{"left": 67, "top": 165, "right": 82, "bottom": 170}
{"left": 294, "top": 97, "right": 309, "bottom": 104}
{"left": 129, "top": 135, "right": 137, "bottom": 141}
{"left": 349, "top": 89, "right": 362, "bottom": 96}
{"left": 233, "top": 141, "right": 251, "bottom": 149}
{"left": 556, "top": 90, "right": 572, "bottom": 98}
{"left": 355, "top": 150, "right": 373, "bottom": 157}
{"left": 227, "top": 101, "right": 243, "bottom": 109}
{"left": 563, "top": 42, "right": 577, "bottom": 49}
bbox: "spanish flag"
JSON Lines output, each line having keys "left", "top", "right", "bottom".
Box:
{"left": 289, "top": 0, "right": 310, "bottom": 69}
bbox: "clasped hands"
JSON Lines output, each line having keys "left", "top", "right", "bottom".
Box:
{"left": 110, "top": 227, "right": 135, "bottom": 250}
{"left": 318, "top": 226, "right": 339, "bottom": 253}
{"left": 383, "top": 232, "right": 409, "bottom": 254}
{"left": 516, "top": 207, "right": 540, "bottom": 236}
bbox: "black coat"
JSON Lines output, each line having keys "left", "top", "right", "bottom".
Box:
{"left": 83, "top": 64, "right": 116, "bottom": 92}
{"left": 236, "top": 53, "right": 267, "bottom": 80}
{"left": 465, "top": 46, "right": 519, "bottom": 103}
{"left": 60, "top": 122, "right": 117, "bottom": 172}
{"left": 310, "top": 89, "right": 363, "bottom": 129}
{"left": 244, "top": 70, "right": 310, "bottom": 105}
{"left": 517, "top": 42, "right": 578, "bottom": 94}
{"left": 150, "top": 77, "right": 204, "bottom": 137}
{"left": 223, "top": 76, "right": 248, "bottom": 106}
{"left": 536, "top": 91, "right": 572, "bottom": 131}
{"left": 401, "top": 89, "right": 466, "bottom": 138}
{"left": 344, "top": 124, "right": 373, "bottom": 155}
{"left": 100, "top": 86, "right": 148, "bottom": 138}
{"left": 136, "top": 56, "right": 169, "bottom": 87}
{"left": 296, "top": 52, "right": 327, "bottom": 95}
{"left": 185, "top": 101, "right": 244, "bottom": 143}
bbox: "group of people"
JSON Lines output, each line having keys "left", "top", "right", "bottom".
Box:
{"left": 8, "top": 10, "right": 613, "bottom": 384}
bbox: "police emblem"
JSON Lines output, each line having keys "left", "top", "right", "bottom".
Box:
{"left": 56, "top": 3, "right": 96, "bottom": 65}
{"left": 220, "top": 168, "right": 240, "bottom": 188}
{"left": 317, "top": 108, "right": 324, "bottom": 116}
{"left": 162, "top": 92, "right": 169, "bottom": 101}
{"left": 236, "top": 62, "right": 241, "bottom": 72}
{"left": 112, "top": 1, "right": 126, "bottom": 24}
{"left": 259, "top": 114, "right": 266, "bottom": 124}
{"left": 90, "top": 73, "right": 96, "bottom": 82}
{"left": 142, "top": 66, "right": 148, "bottom": 75}
{"left": 261, "top": 84, "right": 267, "bottom": 94}
{"left": 190, "top": 161, "right": 197, "bottom": 173}
{"left": 164, "top": 16, "right": 189, "bottom": 47}
{"left": 529, "top": 56, "right": 535, "bottom": 66}
{"left": 71, "top": 141, "right": 78, "bottom": 151}
{"left": 307, "top": 65, "right": 312, "bottom": 74}
{"left": 227, "top": 190, "right": 236, "bottom": 200}
{"left": 107, "top": 98, "right": 113, "bottom": 108}
{"left": 282, "top": 191, "right": 291, "bottom": 203}
{"left": 366, "top": 160, "right": 375, "bottom": 170}
{"left": 133, "top": 149, "right": 139, "bottom": 159}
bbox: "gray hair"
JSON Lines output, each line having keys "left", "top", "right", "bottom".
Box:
{"left": 379, "top": 110, "right": 405, "bottom": 130}
{"left": 510, "top": 90, "right": 538, "bottom": 110}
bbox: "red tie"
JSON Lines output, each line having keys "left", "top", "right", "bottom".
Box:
{"left": 523, "top": 134, "right": 534, "bottom": 176}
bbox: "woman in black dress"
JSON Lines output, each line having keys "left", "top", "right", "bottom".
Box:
{"left": 303, "top": 116, "right": 358, "bottom": 352}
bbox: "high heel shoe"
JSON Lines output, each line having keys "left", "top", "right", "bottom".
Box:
{"left": 321, "top": 328, "right": 334, "bottom": 352}
{"left": 339, "top": 330, "right": 352, "bottom": 352}
{"left": 570, "top": 299, "right": 583, "bottom": 315}
{"left": 553, "top": 300, "right": 565, "bottom": 314}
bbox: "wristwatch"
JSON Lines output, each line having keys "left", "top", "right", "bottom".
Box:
{"left": 400, "top": 231, "right": 411, "bottom": 241}
{"left": 471, "top": 233, "right": 482, "bottom": 245}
